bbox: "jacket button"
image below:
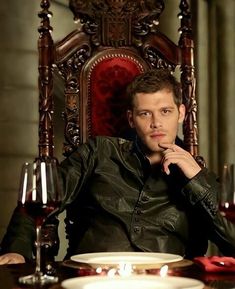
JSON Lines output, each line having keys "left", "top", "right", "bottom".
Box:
{"left": 134, "top": 227, "right": 140, "bottom": 233}
{"left": 142, "top": 196, "right": 149, "bottom": 202}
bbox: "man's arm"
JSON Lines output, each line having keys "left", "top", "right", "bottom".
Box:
{"left": 182, "top": 168, "right": 235, "bottom": 256}
{"left": 0, "top": 206, "right": 35, "bottom": 263}
{"left": 160, "top": 142, "right": 235, "bottom": 256}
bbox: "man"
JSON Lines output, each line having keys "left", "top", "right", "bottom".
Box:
{"left": 1, "top": 69, "right": 235, "bottom": 264}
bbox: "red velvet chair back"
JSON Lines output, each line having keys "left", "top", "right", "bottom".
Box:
{"left": 81, "top": 49, "right": 149, "bottom": 139}
{"left": 37, "top": 0, "right": 200, "bottom": 160}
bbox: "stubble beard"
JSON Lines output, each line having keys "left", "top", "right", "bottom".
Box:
{"left": 142, "top": 139, "right": 164, "bottom": 162}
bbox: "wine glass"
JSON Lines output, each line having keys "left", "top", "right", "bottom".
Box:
{"left": 40, "top": 223, "right": 59, "bottom": 275}
{"left": 219, "top": 163, "right": 235, "bottom": 223}
{"left": 17, "top": 158, "right": 63, "bottom": 285}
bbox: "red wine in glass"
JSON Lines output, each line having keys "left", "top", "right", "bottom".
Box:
{"left": 219, "top": 164, "right": 235, "bottom": 223}
{"left": 219, "top": 203, "right": 235, "bottom": 223}
{"left": 21, "top": 201, "right": 61, "bottom": 226}
{"left": 18, "top": 159, "right": 63, "bottom": 285}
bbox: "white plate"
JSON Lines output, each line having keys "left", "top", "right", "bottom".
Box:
{"left": 70, "top": 252, "right": 183, "bottom": 266}
{"left": 62, "top": 275, "right": 204, "bottom": 289}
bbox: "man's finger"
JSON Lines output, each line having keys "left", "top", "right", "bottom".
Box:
{"left": 159, "top": 143, "right": 186, "bottom": 153}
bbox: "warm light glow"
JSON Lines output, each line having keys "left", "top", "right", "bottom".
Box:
{"left": 32, "top": 162, "right": 37, "bottom": 201}
{"left": 117, "top": 262, "right": 133, "bottom": 277}
{"left": 74, "top": 18, "right": 80, "bottom": 24}
{"left": 41, "top": 162, "right": 47, "bottom": 204}
{"left": 107, "top": 268, "right": 117, "bottom": 277}
{"left": 159, "top": 265, "right": 168, "bottom": 277}
{"left": 107, "top": 263, "right": 133, "bottom": 277}
{"left": 96, "top": 267, "right": 103, "bottom": 274}
{"left": 152, "top": 20, "right": 159, "bottom": 26}
{"left": 22, "top": 168, "right": 28, "bottom": 204}
{"left": 225, "top": 202, "right": 229, "bottom": 208}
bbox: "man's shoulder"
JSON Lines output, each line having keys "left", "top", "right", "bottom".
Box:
{"left": 93, "top": 136, "right": 132, "bottom": 146}
{"left": 87, "top": 136, "right": 133, "bottom": 155}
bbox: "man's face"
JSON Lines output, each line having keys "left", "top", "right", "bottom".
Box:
{"left": 127, "top": 89, "right": 185, "bottom": 154}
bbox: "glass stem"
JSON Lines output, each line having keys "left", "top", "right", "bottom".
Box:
{"left": 35, "top": 225, "right": 42, "bottom": 275}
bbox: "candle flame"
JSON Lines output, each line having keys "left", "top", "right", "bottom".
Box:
{"left": 106, "top": 262, "right": 133, "bottom": 277}
{"left": 107, "top": 268, "right": 118, "bottom": 277}
{"left": 159, "top": 265, "right": 168, "bottom": 277}
{"left": 118, "top": 262, "right": 133, "bottom": 276}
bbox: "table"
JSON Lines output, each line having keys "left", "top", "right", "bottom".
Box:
{"left": 1, "top": 261, "right": 235, "bottom": 289}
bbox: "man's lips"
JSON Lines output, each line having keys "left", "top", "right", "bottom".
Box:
{"left": 150, "top": 132, "right": 166, "bottom": 139}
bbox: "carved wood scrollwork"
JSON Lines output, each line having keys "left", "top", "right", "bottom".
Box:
{"left": 54, "top": 44, "right": 91, "bottom": 155}
{"left": 63, "top": 79, "right": 80, "bottom": 156}
{"left": 38, "top": 0, "right": 54, "bottom": 158}
{"left": 143, "top": 47, "right": 176, "bottom": 71}
{"left": 52, "top": 28, "right": 92, "bottom": 156}
{"left": 178, "top": 0, "right": 199, "bottom": 159}
{"left": 69, "top": 0, "right": 165, "bottom": 47}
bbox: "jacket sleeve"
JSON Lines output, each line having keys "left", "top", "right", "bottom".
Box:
{"left": 0, "top": 206, "right": 35, "bottom": 260}
{"left": 59, "top": 138, "right": 97, "bottom": 210}
{"left": 181, "top": 168, "right": 235, "bottom": 256}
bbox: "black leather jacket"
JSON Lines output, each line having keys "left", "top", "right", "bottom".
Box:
{"left": 1, "top": 136, "right": 235, "bottom": 260}
{"left": 60, "top": 136, "right": 235, "bottom": 259}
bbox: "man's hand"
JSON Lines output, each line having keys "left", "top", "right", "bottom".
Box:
{"left": 159, "top": 143, "right": 201, "bottom": 179}
{"left": 0, "top": 253, "right": 25, "bottom": 265}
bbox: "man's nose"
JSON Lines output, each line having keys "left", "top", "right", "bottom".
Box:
{"left": 150, "top": 115, "right": 162, "bottom": 128}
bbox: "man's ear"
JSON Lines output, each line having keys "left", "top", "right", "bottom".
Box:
{"left": 127, "top": 110, "right": 135, "bottom": 128}
{"left": 178, "top": 104, "right": 185, "bottom": 124}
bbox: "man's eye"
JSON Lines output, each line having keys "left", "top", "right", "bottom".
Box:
{"left": 162, "top": 109, "right": 171, "bottom": 114}
{"left": 139, "top": 111, "right": 150, "bottom": 116}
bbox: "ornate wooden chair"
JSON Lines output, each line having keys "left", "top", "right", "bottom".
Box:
{"left": 36, "top": 0, "right": 205, "bottom": 261}
{"left": 37, "top": 0, "right": 201, "bottom": 163}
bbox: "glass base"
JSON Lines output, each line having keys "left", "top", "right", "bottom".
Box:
{"left": 18, "top": 272, "right": 58, "bottom": 285}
